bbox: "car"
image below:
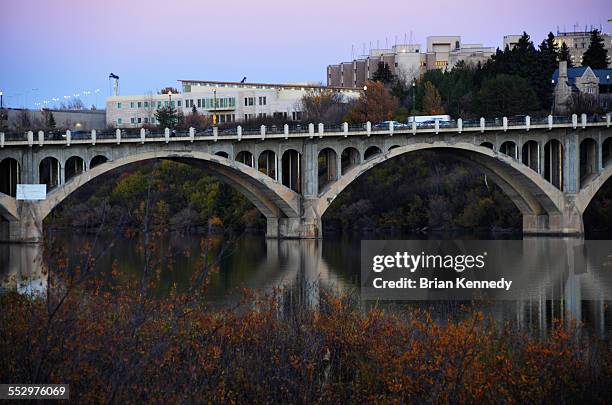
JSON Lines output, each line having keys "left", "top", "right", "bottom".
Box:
{"left": 373, "top": 120, "right": 408, "bottom": 130}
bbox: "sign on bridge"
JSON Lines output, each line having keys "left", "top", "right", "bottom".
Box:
{"left": 16, "top": 184, "right": 47, "bottom": 200}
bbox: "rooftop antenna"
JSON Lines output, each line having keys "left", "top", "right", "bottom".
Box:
{"left": 240, "top": 77, "right": 247, "bottom": 83}
{"left": 404, "top": 33, "right": 407, "bottom": 44}
{"left": 385, "top": 37, "right": 388, "bottom": 48}
{"left": 362, "top": 42, "right": 366, "bottom": 56}
{"left": 109, "top": 73, "right": 119, "bottom": 96}
{"left": 351, "top": 44, "right": 355, "bottom": 60}
{"left": 394, "top": 35, "right": 397, "bottom": 46}
{"left": 410, "top": 30, "right": 413, "bottom": 45}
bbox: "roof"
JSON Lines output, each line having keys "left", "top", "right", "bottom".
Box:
{"left": 552, "top": 66, "right": 612, "bottom": 86}
{"left": 177, "top": 79, "right": 361, "bottom": 92}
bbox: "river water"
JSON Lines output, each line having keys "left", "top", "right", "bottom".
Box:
{"left": 1, "top": 231, "right": 611, "bottom": 337}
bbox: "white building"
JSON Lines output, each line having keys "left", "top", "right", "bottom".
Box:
{"left": 106, "top": 80, "right": 361, "bottom": 128}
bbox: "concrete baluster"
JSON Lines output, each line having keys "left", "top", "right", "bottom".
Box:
{"left": 480, "top": 117, "right": 485, "bottom": 132}
{"left": 389, "top": 120, "right": 394, "bottom": 136}
{"left": 237, "top": 125, "right": 242, "bottom": 141}
{"left": 572, "top": 114, "right": 577, "bottom": 129}
{"left": 27, "top": 131, "right": 33, "bottom": 147}
{"left": 434, "top": 119, "right": 439, "bottom": 134}
{"left": 164, "top": 128, "right": 170, "bottom": 143}
{"left": 189, "top": 127, "right": 195, "bottom": 142}
{"left": 65, "top": 130, "right": 71, "bottom": 146}
{"left": 366, "top": 121, "right": 371, "bottom": 137}
{"left": 308, "top": 123, "right": 314, "bottom": 138}
{"left": 457, "top": 118, "right": 463, "bottom": 133}
{"left": 548, "top": 115, "right": 553, "bottom": 130}
{"left": 411, "top": 120, "right": 417, "bottom": 135}
{"left": 261, "top": 125, "right": 266, "bottom": 140}
{"left": 213, "top": 127, "right": 218, "bottom": 141}
{"left": 91, "top": 129, "right": 96, "bottom": 145}
{"left": 140, "top": 128, "right": 146, "bottom": 144}
{"left": 116, "top": 128, "right": 122, "bottom": 144}
{"left": 38, "top": 131, "right": 44, "bottom": 147}
{"left": 283, "top": 124, "right": 289, "bottom": 139}
{"left": 503, "top": 117, "right": 508, "bottom": 132}
{"left": 343, "top": 122, "right": 348, "bottom": 137}
{"left": 0, "top": 132, "right": 4, "bottom": 148}
{"left": 318, "top": 123, "right": 324, "bottom": 138}
{"left": 581, "top": 113, "right": 587, "bottom": 128}
{"left": 525, "top": 115, "right": 530, "bottom": 131}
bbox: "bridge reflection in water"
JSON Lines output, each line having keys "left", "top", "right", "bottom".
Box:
{"left": 1, "top": 236, "right": 610, "bottom": 336}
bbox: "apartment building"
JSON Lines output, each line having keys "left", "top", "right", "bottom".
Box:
{"left": 106, "top": 80, "right": 361, "bottom": 128}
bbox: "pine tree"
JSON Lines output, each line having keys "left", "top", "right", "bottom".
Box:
{"left": 559, "top": 42, "right": 572, "bottom": 67}
{"left": 582, "top": 29, "right": 609, "bottom": 69}
{"left": 372, "top": 62, "right": 395, "bottom": 84}
{"left": 191, "top": 105, "right": 197, "bottom": 115}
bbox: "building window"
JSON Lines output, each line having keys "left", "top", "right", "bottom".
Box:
{"left": 130, "top": 117, "right": 135, "bottom": 124}
{"left": 144, "top": 117, "right": 149, "bottom": 123}
{"left": 137, "top": 102, "right": 142, "bottom": 108}
{"left": 144, "top": 101, "right": 149, "bottom": 107}
{"left": 117, "top": 102, "right": 122, "bottom": 109}
{"left": 117, "top": 118, "right": 122, "bottom": 124}
{"left": 137, "top": 117, "right": 142, "bottom": 124}
{"left": 177, "top": 100, "right": 182, "bottom": 107}
{"left": 164, "top": 101, "right": 169, "bottom": 107}
{"left": 157, "top": 101, "right": 162, "bottom": 108}
{"left": 130, "top": 102, "right": 135, "bottom": 108}
{"left": 258, "top": 96, "right": 267, "bottom": 105}
{"left": 197, "top": 99, "right": 202, "bottom": 108}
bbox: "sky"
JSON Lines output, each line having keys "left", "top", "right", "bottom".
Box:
{"left": 1, "top": 0, "right": 611, "bottom": 109}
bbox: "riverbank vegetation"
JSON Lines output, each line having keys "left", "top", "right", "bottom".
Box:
{"left": 1, "top": 282, "right": 610, "bottom": 403}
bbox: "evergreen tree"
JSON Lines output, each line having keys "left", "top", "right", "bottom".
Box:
{"left": 582, "top": 29, "right": 609, "bottom": 69}
{"left": 191, "top": 105, "right": 197, "bottom": 115}
{"left": 155, "top": 106, "right": 179, "bottom": 128}
{"left": 558, "top": 42, "right": 572, "bottom": 67}
{"left": 372, "top": 62, "right": 395, "bottom": 84}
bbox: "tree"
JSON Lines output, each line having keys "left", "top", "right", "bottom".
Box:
{"left": 15, "top": 109, "right": 32, "bottom": 130}
{"left": 422, "top": 82, "right": 444, "bottom": 115}
{"left": 559, "top": 42, "right": 572, "bottom": 67}
{"left": 300, "top": 89, "right": 348, "bottom": 124}
{"left": 155, "top": 106, "right": 179, "bottom": 128}
{"left": 41, "top": 109, "right": 56, "bottom": 128}
{"left": 582, "top": 29, "right": 609, "bottom": 69}
{"left": 473, "top": 74, "right": 540, "bottom": 117}
{"left": 372, "top": 62, "right": 395, "bottom": 84}
{"left": 159, "top": 87, "right": 180, "bottom": 95}
{"left": 344, "top": 80, "right": 399, "bottom": 123}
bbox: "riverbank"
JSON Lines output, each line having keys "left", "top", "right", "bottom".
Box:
{"left": 1, "top": 288, "right": 610, "bottom": 404}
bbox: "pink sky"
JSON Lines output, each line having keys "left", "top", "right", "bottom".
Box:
{"left": 1, "top": 0, "right": 610, "bottom": 108}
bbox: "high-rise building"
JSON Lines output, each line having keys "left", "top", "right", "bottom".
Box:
{"left": 554, "top": 30, "right": 612, "bottom": 67}
{"left": 327, "top": 35, "right": 496, "bottom": 87}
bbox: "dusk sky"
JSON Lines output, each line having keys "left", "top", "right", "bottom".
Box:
{"left": 1, "top": 0, "right": 610, "bottom": 108}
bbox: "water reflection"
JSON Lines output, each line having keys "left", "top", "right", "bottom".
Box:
{"left": 1, "top": 235, "right": 611, "bottom": 336}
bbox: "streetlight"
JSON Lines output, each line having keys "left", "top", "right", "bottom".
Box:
{"left": 606, "top": 74, "right": 610, "bottom": 109}
{"left": 411, "top": 79, "right": 417, "bottom": 119}
{"left": 362, "top": 85, "right": 368, "bottom": 122}
{"left": 551, "top": 79, "right": 556, "bottom": 115}
{"left": 0, "top": 90, "right": 3, "bottom": 109}
{"left": 213, "top": 89, "right": 218, "bottom": 126}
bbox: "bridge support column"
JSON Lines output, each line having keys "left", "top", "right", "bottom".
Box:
{"left": 266, "top": 216, "right": 322, "bottom": 239}
{"left": 522, "top": 204, "right": 584, "bottom": 236}
{"left": 5, "top": 202, "right": 43, "bottom": 243}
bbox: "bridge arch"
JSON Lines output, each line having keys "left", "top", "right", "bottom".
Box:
{"left": 603, "top": 137, "right": 612, "bottom": 167}
{"left": 65, "top": 156, "right": 85, "bottom": 182}
{"left": 576, "top": 163, "right": 612, "bottom": 214}
{"left": 38, "top": 150, "right": 300, "bottom": 222}
{"left": 364, "top": 146, "right": 382, "bottom": 160}
{"left": 258, "top": 150, "right": 277, "bottom": 180}
{"left": 39, "top": 157, "right": 60, "bottom": 191}
{"left": 316, "top": 142, "right": 565, "bottom": 220}
{"left": 340, "top": 147, "right": 360, "bottom": 175}
{"left": 500, "top": 141, "right": 518, "bottom": 159}
{"left": 236, "top": 150, "right": 255, "bottom": 167}
{"left": 318, "top": 148, "right": 338, "bottom": 193}
{"left": 90, "top": 155, "right": 109, "bottom": 169}
{"left": 0, "top": 157, "right": 20, "bottom": 197}
{"left": 0, "top": 193, "right": 18, "bottom": 222}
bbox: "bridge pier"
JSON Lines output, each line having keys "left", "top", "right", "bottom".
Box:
{"left": 266, "top": 216, "right": 322, "bottom": 239}
{"left": 522, "top": 204, "right": 584, "bottom": 236}
{"left": 5, "top": 202, "right": 43, "bottom": 243}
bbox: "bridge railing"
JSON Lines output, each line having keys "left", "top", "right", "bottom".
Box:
{"left": 1, "top": 113, "right": 610, "bottom": 147}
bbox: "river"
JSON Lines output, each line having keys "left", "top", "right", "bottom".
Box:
{"left": 1, "top": 231, "right": 611, "bottom": 337}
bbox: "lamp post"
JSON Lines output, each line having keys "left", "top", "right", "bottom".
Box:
{"left": 363, "top": 85, "right": 367, "bottom": 122}
{"left": 0, "top": 90, "right": 3, "bottom": 109}
{"left": 606, "top": 74, "right": 610, "bottom": 110}
{"left": 213, "top": 89, "right": 217, "bottom": 126}
{"left": 551, "top": 79, "right": 555, "bottom": 116}
{"left": 411, "top": 79, "right": 417, "bottom": 122}
{"left": 167, "top": 91, "right": 174, "bottom": 128}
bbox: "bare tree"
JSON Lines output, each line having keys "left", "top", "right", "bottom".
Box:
{"left": 300, "top": 89, "right": 348, "bottom": 125}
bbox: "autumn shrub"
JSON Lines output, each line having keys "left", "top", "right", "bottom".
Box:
{"left": 1, "top": 283, "right": 610, "bottom": 404}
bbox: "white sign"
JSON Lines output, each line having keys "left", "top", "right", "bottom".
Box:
{"left": 16, "top": 184, "right": 47, "bottom": 200}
